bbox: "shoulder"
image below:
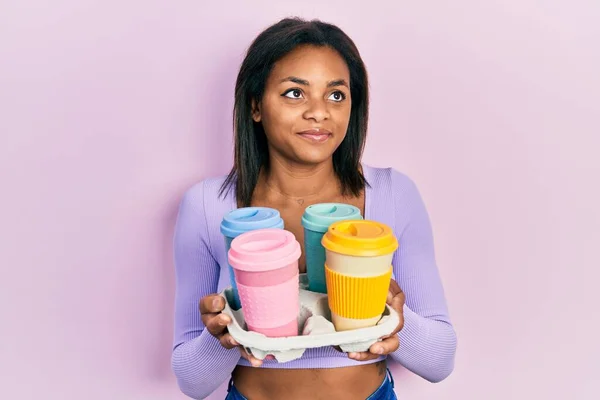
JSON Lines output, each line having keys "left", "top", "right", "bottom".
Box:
{"left": 179, "top": 175, "right": 230, "bottom": 208}
{"left": 363, "top": 164, "right": 431, "bottom": 237}
{"left": 176, "top": 174, "right": 234, "bottom": 230}
{"left": 175, "top": 174, "right": 233, "bottom": 250}
{"left": 362, "top": 164, "right": 419, "bottom": 196}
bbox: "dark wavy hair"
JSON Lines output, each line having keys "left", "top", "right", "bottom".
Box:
{"left": 219, "top": 17, "right": 370, "bottom": 206}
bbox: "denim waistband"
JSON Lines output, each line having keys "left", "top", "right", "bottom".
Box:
{"left": 226, "top": 369, "right": 396, "bottom": 400}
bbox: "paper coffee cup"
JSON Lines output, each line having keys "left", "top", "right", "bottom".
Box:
{"left": 321, "top": 220, "right": 398, "bottom": 331}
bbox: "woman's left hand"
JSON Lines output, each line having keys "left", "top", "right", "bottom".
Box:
{"left": 347, "top": 279, "right": 405, "bottom": 362}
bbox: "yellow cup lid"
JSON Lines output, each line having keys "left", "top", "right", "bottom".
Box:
{"left": 321, "top": 220, "right": 398, "bottom": 257}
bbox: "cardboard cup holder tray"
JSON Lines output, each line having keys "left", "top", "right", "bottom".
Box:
{"left": 220, "top": 275, "right": 399, "bottom": 363}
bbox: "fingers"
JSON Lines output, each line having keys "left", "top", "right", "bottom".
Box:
{"left": 390, "top": 318, "right": 404, "bottom": 337}
{"left": 198, "top": 295, "right": 261, "bottom": 360}
{"left": 389, "top": 292, "right": 405, "bottom": 336}
{"left": 203, "top": 312, "right": 231, "bottom": 336}
{"left": 369, "top": 335, "right": 400, "bottom": 356}
{"left": 349, "top": 281, "right": 405, "bottom": 362}
{"left": 199, "top": 294, "right": 225, "bottom": 315}
{"left": 392, "top": 292, "right": 405, "bottom": 310}
{"left": 199, "top": 295, "right": 230, "bottom": 336}
{"left": 347, "top": 335, "right": 400, "bottom": 361}
{"left": 239, "top": 346, "right": 263, "bottom": 367}
{"left": 388, "top": 279, "right": 402, "bottom": 296}
{"left": 387, "top": 279, "right": 403, "bottom": 305}
{"left": 348, "top": 351, "right": 381, "bottom": 362}
{"left": 218, "top": 332, "right": 238, "bottom": 350}
{"left": 385, "top": 279, "right": 406, "bottom": 337}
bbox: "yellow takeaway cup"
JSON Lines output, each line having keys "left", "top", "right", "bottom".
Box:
{"left": 321, "top": 220, "right": 398, "bottom": 331}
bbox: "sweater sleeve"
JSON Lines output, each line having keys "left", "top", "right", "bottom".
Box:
{"left": 388, "top": 171, "right": 458, "bottom": 383}
{"left": 171, "top": 182, "right": 240, "bottom": 399}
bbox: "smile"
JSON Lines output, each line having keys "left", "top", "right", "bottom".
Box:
{"left": 297, "top": 129, "right": 332, "bottom": 143}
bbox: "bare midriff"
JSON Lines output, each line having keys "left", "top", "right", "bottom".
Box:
{"left": 231, "top": 360, "right": 387, "bottom": 400}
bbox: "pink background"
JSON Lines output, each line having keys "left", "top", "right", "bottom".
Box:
{"left": 1, "top": 1, "right": 599, "bottom": 399}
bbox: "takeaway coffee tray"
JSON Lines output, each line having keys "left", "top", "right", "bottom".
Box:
{"left": 219, "top": 275, "right": 399, "bottom": 363}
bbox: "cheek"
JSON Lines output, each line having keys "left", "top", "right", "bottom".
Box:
{"left": 262, "top": 99, "right": 301, "bottom": 133}
{"left": 333, "top": 105, "right": 352, "bottom": 131}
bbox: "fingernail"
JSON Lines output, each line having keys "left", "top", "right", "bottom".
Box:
{"left": 348, "top": 352, "right": 357, "bottom": 358}
{"left": 373, "top": 347, "right": 383, "bottom": 354}
{"left": 212, "top": 298, "right": 221, "bottom": 309}
{"left": 229, "top": 337, "right": 237, "bottom": 346}
{"left": 220, "top": 316, "right": 230, "bottom": 325}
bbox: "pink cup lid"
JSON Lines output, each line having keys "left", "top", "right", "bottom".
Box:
{"left": 228, "top": 229, "right": 301, "bottom": 272}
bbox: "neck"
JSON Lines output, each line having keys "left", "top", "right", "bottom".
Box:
{"left": 260, "top": 155, "right": 338, "bottom": 200}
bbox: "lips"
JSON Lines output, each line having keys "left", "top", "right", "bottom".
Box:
{"left": 297, "top": 129, "right": 332, "bottom": 143}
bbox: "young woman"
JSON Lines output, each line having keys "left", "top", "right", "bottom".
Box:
{"left": 172, "top": 17, "right": 457, "bottom": 400}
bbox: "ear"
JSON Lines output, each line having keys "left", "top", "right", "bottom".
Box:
{"left": 251, "top": 99, "right": 262, "bottom": 122}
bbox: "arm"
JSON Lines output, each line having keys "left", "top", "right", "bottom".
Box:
{"left": 171, "top": 182, "right": 240, "bottom": 399}
{"left": 388, "top": 171, "right": 457, "bottom": 382}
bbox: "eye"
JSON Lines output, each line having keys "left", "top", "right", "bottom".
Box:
{"left": 283, "top": 89, "right": 303, "bottom": 99}
{"left": 328, "top": 91, "right": 346, "bottom": 102}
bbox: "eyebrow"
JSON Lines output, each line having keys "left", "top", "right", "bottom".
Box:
{"left": 327, "top": 79, "right": 349, "bottom": 88}
{"left": 280, "top": 76, "right": 349, "bottom": 88}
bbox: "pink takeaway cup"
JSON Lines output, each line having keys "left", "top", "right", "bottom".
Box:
{"left": 228, "top": 228, "right": 302, "bottom": 337}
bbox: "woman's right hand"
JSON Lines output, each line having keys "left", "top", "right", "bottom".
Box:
{"left": 199, "top": 294, "right": 263, "bottom": 367}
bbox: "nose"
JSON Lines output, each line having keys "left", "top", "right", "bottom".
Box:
{"left": 302, "top": 99, "right": 330, "bottom": 122}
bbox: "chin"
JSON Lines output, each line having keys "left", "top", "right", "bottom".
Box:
{"left": 291, "top": 141, "right": 339, "bottom": 165}
{"left": 294, "top": 151, "right": 335, "bottom": 165}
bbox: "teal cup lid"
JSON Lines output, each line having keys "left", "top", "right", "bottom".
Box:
{"left": 220, "top": 207, "right": 284, "bottom": 238}
{"left": 301, "top": 203, "right": 362, "bottom": 233}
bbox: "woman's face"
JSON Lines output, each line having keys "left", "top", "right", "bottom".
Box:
{"left": 253, "top": 45, "right": 352, "bottom": 166}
